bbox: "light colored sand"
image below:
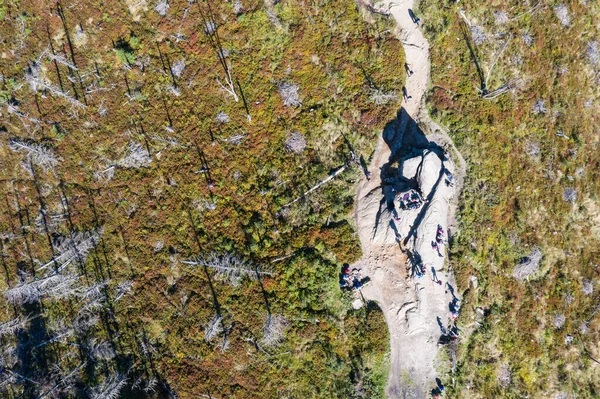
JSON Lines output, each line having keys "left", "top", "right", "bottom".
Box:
{"left": 352, "top": 0, "right": 467, "bottom": 397}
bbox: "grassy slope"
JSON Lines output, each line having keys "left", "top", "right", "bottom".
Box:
{"left": 419, "top": 0, "right": 600, "bottom": 397}
{"left": 0, "top": 0, "right": 404, "bottom": 397}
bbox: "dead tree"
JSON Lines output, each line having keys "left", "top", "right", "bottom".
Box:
{"left": 118, "top": 142, "right": 152, "bottom": 169}
{"left": 36, "top": 228, "right": 103, "bottom": 273}
{"left": 3, "top": 271, "right": 80, "bottom": 305}
{"left": 0, "top": 315, "right": 31, "bottom": 338}
{"left": 8, "top": 138, "right": 59, "bottom": 173}
{"left": 204, "top": 314, "right": 223, "bottom": 342}
{"left": 89, "top": 373, "right": 128, "bottom": 399}
{"left": 282, "top": 157, "right": 355, "bottom": 207}
{"left": 25, "top": 64, "right": 86, "bottom": 109}
{"left": 458, "top": 10, "right": 514, "bottom": 98}
{"left": 182, "top": 253, "right": 273, "bottom": 286}
{"left": 260, "top": 314, "right": 288, "bottom": 348}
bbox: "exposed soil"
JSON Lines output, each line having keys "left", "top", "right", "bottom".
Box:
{"left": 352, "top": 0, "right": 467, "bottom": 397}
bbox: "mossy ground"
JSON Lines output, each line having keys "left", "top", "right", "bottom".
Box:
{"left": 0, "top": 0, "right": 403, "bottom": 397}
{"left": 419, "top": 0, "right": 600, "bottom": 397}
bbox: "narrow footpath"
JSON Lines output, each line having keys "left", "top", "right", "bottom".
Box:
{"left": 352, "top": 0, "right": 467, "bottom": 397}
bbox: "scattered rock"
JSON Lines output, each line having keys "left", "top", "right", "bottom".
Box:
{"left": 470, "top": 25, "right": 486, "bottom": 45}
{"left": 563, "top": 187, "right": 577, "bottom": 203}
{"left": 284, "top": 132, "right": 307, "bottom": 153}
{"left": 554, "top": 4, "right": 571, "bottom": 27}
{"left": 497, "top": 362, "right": 511, "bottom": 389}
{"left": 564, "top": 335, "right": 573, "bottom": 345}
{"left": 494, "top": 11, "right": 508, "bottom": 25}
{"left": 154, "top": 0, "right": 169, "bottom": 16}
{"left": 522, "top": 33, "right": 534, "bottom": 47}
{"left": 553, "top": 313, "right": 566, "bottom": 329}
{"left": 563, "top": 293, "right": 574, "bottom": 305}
{"left": 215, "top": 111, "right": 230, "bottom": 123}
{"left": 532, "top": 99, "right": 547, "bottom": 115}
{"left": 279, "top": 82, "right": 302, "bottom": 107}
{"left": 587, "top": 41, "right": 599, "bottom": 66}
{"left": 525, "top": 141, "right": 540, "bottom": 159}
{"left": 352, "top": 298, "right": 364, "bottom": 310}
{"left": 513, "top": 248, "right": 542, "bottom": 280}
{"left": 582, "top": 279, "right": 593, "bottom": 295}
{"left": 470, "top": 275, "right": 478, "bottom": 289}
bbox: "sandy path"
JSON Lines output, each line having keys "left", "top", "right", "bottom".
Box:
{"left": 352, "top": 1, "right": 467, "bottom": 397}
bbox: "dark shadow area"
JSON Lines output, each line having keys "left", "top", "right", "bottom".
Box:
{"left": 458, "top": 19, "right": 486, "bottom": 95}
{"left": 378, "top": 108, "right": 448, "bottom": 245}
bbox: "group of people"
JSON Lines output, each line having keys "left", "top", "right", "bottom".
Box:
{"left": 431, "top": 224, "right": 446, "bottom": 257}
{"left": 399, "top": 189, "right": 425, "bottom": 210}
{"left": 450, "top": 296, "right": 461, "bottom": 320}
{"left": 431, "top": 378, "right": 445, "bottom": 398}
{"left": 340, "top": 266, "right": 364, "bottom": 290}
{"left": 413, "top": 262, "right": 427, "bottom": 279}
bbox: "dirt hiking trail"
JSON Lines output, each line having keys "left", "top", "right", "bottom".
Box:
{"left": 352, "top": 1, "right": 467, "bottom": 397}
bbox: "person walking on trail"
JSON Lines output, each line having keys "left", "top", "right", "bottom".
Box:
{"left": 408, "top": 9, "right": 420, "bottom": 26}
{"left": 445, "top": 169, "right": 455, "bottom": 187}
{"left": 431, "top": 266, "right": 442, "bottom": 285}
{"left": 432, "top": 241, "right": 443, "bottom": 257}
{"left": 445, "top": 282, "right": 457, "bottom": 299}
{"left": 402, "top": 86, "right": 412, "bottom": 102}
{"left": 404, "top": 63, "right": 414, "bottom": 76}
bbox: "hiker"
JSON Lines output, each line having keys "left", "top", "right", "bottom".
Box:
{"left": 451, "top": 297, "right": 461, "bottom": 312}
{"left": 438, "top": 319, "right": 447, "bottom": 335}
{"left": 408, "top": 8, "right": 418, "bottom": 24}
{"left": 436, "top": 235, "right": 446, "bottom": 246}
{"left": 340, "top": 277, "right": 350, "bottom": 289}
{"left": 402, "top": 86, "right": 409, "bottom": 101}
{"left": 432, "top": 241, "right": 443, "bottom": 257}
{"left": 445, "top": 282, "right": 457, "bottom": 299}
{"left": 445, "top": 171, "right": 455, "bottom": 187}
{"left": 436, "top": 378, "right": 444, "bottom": 389}
{"left": 431, "top": 266, "right": 442, "bottom": 285}
{"left": 404, "top": 63, "right": 414, "bottom": 76}
{"left": 449, "top": 324, "right": 460, "bottom": 338}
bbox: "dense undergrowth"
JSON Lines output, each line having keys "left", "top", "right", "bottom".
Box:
{"left": 420, "top": 0, "right": 600, "bottom": 397}
{"left": 0, "top": 0, "right": 404, "bottom": 397}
